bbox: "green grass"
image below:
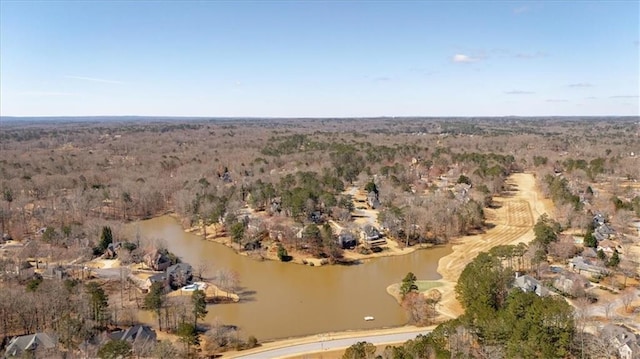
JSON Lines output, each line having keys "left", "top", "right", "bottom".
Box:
{"left": 415, "top": 280, "right": 443, "bottom": 292}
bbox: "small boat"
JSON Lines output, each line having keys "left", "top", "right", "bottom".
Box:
{"left": 364, "top": 316, "right": 374, "bottom": 321}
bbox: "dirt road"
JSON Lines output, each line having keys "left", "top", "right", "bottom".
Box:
{"left": 436, "top": 172, "right": 553, "bottom": 318}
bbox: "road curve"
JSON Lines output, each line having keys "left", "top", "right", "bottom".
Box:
{"left": 231, "top": 329, "right": 431, "bottom": 359}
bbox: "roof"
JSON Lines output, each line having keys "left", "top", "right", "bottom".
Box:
{"left": 109, "top": 325, "right": 157, "bottom": 344}
{"left": 5, "top": 333, "right": 57, "bottom": 357}
{"left": 339, "top": 231, "right": 355, "bottom": 240}
{"left": 147, "top": 273, "right": 167, "bottom": 283}
{"left": 602, "top": 324, "right": 640, "bottom": 356}
{"left": 166, "top": 262, "right": 192, "bottom": 276}
{"left": 362, "top": 225, "right": 380, "bottom": 238}
{"left": 514, "top": 275, "right": 549, "bottom": 297}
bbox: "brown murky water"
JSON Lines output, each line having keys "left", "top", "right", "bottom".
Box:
{"left": 132, "top": 216, "right": 451, "bottom": 340}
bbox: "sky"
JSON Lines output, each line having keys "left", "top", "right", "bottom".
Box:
{"left": 0, "top": 1, "right": 638, "bottom": 117}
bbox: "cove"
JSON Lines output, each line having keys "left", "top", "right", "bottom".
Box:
{"left": 131, "top": 215, "right": 452, "bottom": 340}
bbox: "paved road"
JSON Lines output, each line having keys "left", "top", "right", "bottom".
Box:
{"left": 233, "top": 329, "right": 431, "bottom": 359}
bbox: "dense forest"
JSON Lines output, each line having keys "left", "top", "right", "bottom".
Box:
{"left": 1, "top": 117, "right": 639, "bottom": 358}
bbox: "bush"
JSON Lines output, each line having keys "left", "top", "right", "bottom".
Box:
{"left": 277, "top": 244, "right": 292, "bottom": 262}
{"left": 246, "top": 336, "right": 258, "bottom": 349}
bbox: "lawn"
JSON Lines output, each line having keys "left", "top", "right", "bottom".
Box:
{"left": 415, "top": 280, "right": 443, "bottom": 292}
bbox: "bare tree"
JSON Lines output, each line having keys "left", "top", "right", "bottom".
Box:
{"left": 620, "top": 288, "right": 636, "bottom": 313}
{"left": 603, "top": 301, "right": 615, "bottom": 320}
{"left": 196, "top": 261, "right": 209, "bottom": 281}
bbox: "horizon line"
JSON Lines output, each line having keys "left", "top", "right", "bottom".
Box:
{"left": 2, "top": 114, "right": 639, "bottom": 119}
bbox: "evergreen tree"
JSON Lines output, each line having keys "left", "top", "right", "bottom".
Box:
{"left": 608, "top": 249, "right": 620, "bottom": 268}
{"left": 177, "top": 322, "right": 199, "bottom": 356}
{"left": 96, "top": 226, "right": 113, "bottom": 254}
{"left": 144, "top": 282, "right": 165, "bottom": 330}
{"left": 192, "top": 289, "right": 208, "bottom": 328}
{"left": 98, "top": 340, "right": 132, "bottom": 359}
{"left": 597, "top": 249, "right": 607, "bottom": 262}
{"left": 400, "top": 272, "right": 418, "bottom": 298}
{"left": 342, "top": 341, "right": 376, "bottom": 359}
{"left": 85, "top": 282, "right": 109, "bottom": 326}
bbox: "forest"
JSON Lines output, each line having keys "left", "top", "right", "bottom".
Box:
{"left": 1, "top": 116, "right": 639, "bottom": 358}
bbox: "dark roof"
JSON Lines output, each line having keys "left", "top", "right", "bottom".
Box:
{"left": 109, "top": 325, "right": 157, "bottom": 344}
{"left": 339, "top": 232, "right": 355, "bottom": 240}
{"left": 363, "top": 225, "right": 380, "bottom": 238}
{"left": 166, "top": 262, "right": 192, "bottom": 276}
{"left": 5, "top": 333, "right": 57, "bottom": 357}
{"left": 147, "top": 273, "right": 167, "bottom": 283}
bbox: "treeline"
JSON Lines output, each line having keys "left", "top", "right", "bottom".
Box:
{"left": 1, "top": 118, "right": 637, "bottom": 261}
{"left": 343, "top": 250, "right": 576, "bottom": 359}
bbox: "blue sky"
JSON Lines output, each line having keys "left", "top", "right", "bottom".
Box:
{"left": 1, "top": 1, "right": 638, "bottom": 117}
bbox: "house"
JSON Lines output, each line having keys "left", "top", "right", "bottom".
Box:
{"left": 4, "top": 333, "right": 57, "bottom": 358}
{"left": 42, "top": 265, "right": 68, "bottom": 280}
{"left": 104, "top": 242, "right": 120, "bottom": 259}
{"left": 581, "top": 247, "right": 597, "bottom": 258}
{"left": 309, "top": 211, "right": 323, "bottom": 224}
{"left": 453, "top": 183, "right": 471, "bottom": 202}
{"left": 109, "top": 325, "right": 157, "bottom": 345}
{"left": 592, "top": 214, "right": 615, "bottom": 241}
{"left": 361, "top": 225, "right": 385, "bottom": 247}
{"left": 597, "top": 239, "right": 620, "bottom": 254}
{"left": 270, "top": 197, "right": 282, "bottom": 214}
{"left": 166, "top": 262, "right": 193, "bottom": 288}
{"left": 593, "top": 213, "right": 606, "bottom": 227}
{"left": 601, "top": 324, "right": 640, "bottom": 359}
{"left": 145, "top": 272, "right": 168, "bottom": 291}
{"left": 594, "top": 224, "right": 615, "bottom": 241}
{"left": 569, "top": 256, "right": 608, "bottom": 276}
{"left": 144, "top": 250, "right": 172, "bottom": 271}
{"left": 553, "top": 273, "right": 589, "bottom": 296}
{"left": 16, "top": 261, "right": 35, "bottom": 279}
{"left": 337, "top": 231, "right": 357, "bottom": 249}
{"left": 513, "top": 274, "right": 549, "bottom": 297}
{"left": 366, "top": 191, "right": 380, "bottom": 209}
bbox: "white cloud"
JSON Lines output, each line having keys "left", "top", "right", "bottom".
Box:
{"left": 65, "top": 75, "right": 124, "bottom": 84}
{"left": 546, "top": 99, "right": 568, "bottom": 103}
{"left": 513, "top": 6, "right": 529, "bottom": 14}
{"left": 504, "top": 90, "right": 535, "bottom": 95}
{"left": 452, "top": 54, "right": 478, "bottom": 63}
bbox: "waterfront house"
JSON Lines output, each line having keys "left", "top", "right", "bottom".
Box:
{"left": 337, "top": 231, "right": 357, "bottom": 249}
{"left": 361, "top": 225, "right": 385, "bottom": 247}
{"left": 167, "top": 262, "right": 193, "bottom": 288}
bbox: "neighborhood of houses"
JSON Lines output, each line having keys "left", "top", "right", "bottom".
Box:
{"left": 508, "top": 211, "right": 640, "bottom": 359}
{"left": 3, "top": 324, "right": 158, "bottom": 358}
{"left": 1, "top": 169, "right": 639, "bottom": 357}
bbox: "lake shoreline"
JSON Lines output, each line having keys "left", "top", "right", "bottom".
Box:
{"left": 170, "top": 212, "right": 444, "bottom": 268}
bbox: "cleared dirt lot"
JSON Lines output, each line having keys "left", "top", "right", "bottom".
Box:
{"left": 436, "top": 172, "right": 553, "bottom": 318}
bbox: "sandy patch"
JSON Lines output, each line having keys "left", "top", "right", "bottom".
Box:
{"left": 86, "top": 258, "right": 121, "bottom": 269}
{"left": 434, "top": 172, "right": 554, "bottom": 318}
